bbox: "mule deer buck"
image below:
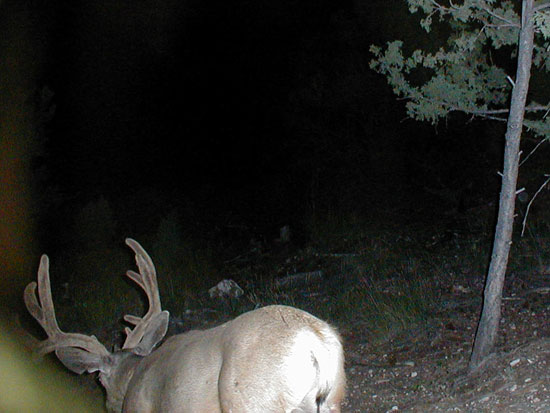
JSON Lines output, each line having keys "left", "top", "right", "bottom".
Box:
{"left": 24, "top": 239, "right": 346, "bottom": 412}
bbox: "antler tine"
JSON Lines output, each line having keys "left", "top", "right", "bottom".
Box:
{"left": 24, "top": 255, "right": 110, "bottom": 357}
{"left": 123, "top": 238, "right": 164, "bottom": 349}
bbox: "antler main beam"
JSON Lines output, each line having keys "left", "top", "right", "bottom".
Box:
{"left": 122, "top": 238, "right": 167, "bottom": 351}
{"left": 24, "top": 255, "right": 110, "bottom": 357}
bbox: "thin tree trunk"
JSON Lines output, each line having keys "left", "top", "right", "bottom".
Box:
{"left": 469, "top": 0, "right": 536, "bottom": 372}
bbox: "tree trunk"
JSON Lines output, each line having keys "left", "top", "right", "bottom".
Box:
{"left": 469, "top": 0, "right": 536, "bottom": 372}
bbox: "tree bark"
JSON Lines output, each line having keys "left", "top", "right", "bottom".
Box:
{"left": 469, "top": 0, "right": 536, "bottom": 372}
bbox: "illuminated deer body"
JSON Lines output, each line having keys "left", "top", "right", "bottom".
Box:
{"left": 24, "top": 239, "right": 345, "bottom": 412}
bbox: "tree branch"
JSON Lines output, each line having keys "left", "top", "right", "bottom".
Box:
{"left": 417, "top": 96, "right": 548, "bottom": 118}
{"left": 534, "top": 2, "right": 550, "bottom": 12}
{"left": 519, "top": 135, "right": 548, "bottom": 166}
{"left": 521, "top": 175, "right": 550, "bottom": 236}
{"left": 479, "top": 1, "right": 521, "bottom": 27}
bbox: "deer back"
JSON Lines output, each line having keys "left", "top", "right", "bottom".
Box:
{"left": 123, "top": 305, "right": 345, "bottom": 412}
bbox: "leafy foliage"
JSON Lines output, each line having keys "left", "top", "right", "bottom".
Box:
{"left": 370, "top": 0, "right": 550, "bottom": 137}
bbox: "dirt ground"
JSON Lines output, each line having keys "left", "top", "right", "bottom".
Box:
{"left": 340, "top": 271, "right": 550, "bottom": 412}
{"left": 80, "top": 269, "right": 548, "bottom": 413}
{"left": 15, "top": 251, "right": 550, "bottom": 412}
{"left": 75, "top": 280, "right": 550, "bottom": 413}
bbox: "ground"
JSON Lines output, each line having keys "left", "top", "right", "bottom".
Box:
{"left": 15, "top": 225, "right": 550, "bottom": 412}
{"left": 87, "top": 256, "right": 549, "bottom": 412}
{"left": 341, "top": 271, "right": 550, "bottom": 412}
{"left": 80, "top": 279, "right": 550, "bottom": 412}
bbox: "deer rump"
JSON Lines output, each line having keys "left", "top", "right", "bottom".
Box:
{"left": 123, "top": 305, "right": 344, "bottom": 413}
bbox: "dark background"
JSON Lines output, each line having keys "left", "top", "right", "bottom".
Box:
{"left": 8, "top": 0, "right": 544, "bottom": 269}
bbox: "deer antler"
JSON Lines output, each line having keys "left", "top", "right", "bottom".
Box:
{"left": 122, "top": 239, "right": 169, "bottom": 352}
{"left": 24, "top": 255, "right": 110, "bottom": 357}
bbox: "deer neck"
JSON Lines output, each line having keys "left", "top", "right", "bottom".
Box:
{"left": 99, "top": 351, "right": 143, "bottom": 413}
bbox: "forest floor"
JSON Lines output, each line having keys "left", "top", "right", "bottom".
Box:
{"left": 163, "top": 234, "right": 550, "bottom": 412}
{"left": 15, "top": 217, "right": 550, "bottom": 412}
{"left": 45, "top": 268, "right": 550, "bottom": 412}
{"left": 340, "top": 268, "right": 550, "bottom": 412}
{"left": 207, "top": 218, "right": 550, "bottom": 413}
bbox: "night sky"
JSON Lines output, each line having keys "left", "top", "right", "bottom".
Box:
{"left": 7, "top": 0, "right": 522, "bottom": 256}
{"left": 46, "top": 0, "right": 348, "bottom": 186}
